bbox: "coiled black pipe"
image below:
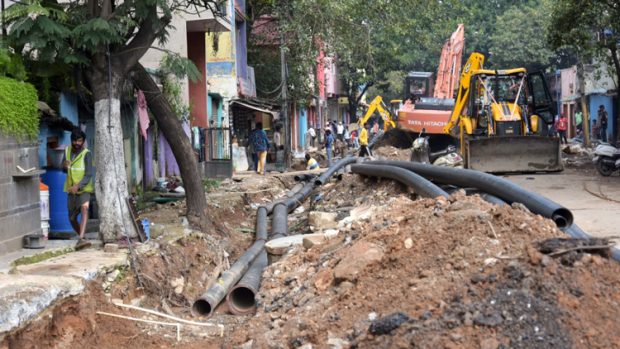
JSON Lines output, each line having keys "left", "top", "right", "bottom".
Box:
{"left": 366, "top": 160, "right": 573, "bottom": 229}
{"left": 350, "top": 164, "right": 449, "bottom": 199}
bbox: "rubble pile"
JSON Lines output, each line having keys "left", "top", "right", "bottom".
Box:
{"left": 235, "top": 188, "right": 620, "bottom": 348}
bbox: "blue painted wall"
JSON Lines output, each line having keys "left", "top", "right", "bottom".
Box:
{"left": 589, "top": 95, "right": 614, "bottom": 140}
{"left": 38, "top": 93, "right": 80, "bottom": 168}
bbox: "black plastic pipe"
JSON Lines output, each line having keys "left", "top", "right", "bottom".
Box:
{"left": 255, "top": 207, "right": 268, "bottom": 241}
{"left": 366, "top": 160, "right": 573, "bottom": 229}
{"left": 271, "top": 203, "right": 289, "bottom": 239}
{"left": 314, "top": 156, "right": 357, "bottom": 186}
{"left": 225, "top": 183, "right": 310, "bottom": 314}
{"left": 350, "top": 164, "right": 449, "bottom": 199}
{"left": 192, "top": 239, "right": 265, "bottom": 317}
{"left": 564, "top": 224, "right": 620, "bottom": 263}
{"left": 226, "top": 250, "right": 268, "bottom": 315}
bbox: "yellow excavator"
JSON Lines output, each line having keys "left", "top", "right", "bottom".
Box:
{"left": 358, "top": 96, "right": 396, "bottom": 130}
{"left": 444, "top": 52, "right": 562, "bottom": 173}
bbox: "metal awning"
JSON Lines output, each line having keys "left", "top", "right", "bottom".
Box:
{"left": 230, "top": 100, "right": 280, "bottom": 119}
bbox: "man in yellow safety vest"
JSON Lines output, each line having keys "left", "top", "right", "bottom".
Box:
{"left": 62, "top": 129, "right": 94, "bottom": 250}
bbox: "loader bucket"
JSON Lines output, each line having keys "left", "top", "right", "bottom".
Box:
{"left": 466, "top": 136, "right": 563, "bottom": 173}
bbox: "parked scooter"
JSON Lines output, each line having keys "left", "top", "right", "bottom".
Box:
{"left": 593, "top": 143, "right": 620, "bottom": 176}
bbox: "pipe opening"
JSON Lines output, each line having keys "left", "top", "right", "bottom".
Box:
{"left": 552, "top": 208, "right": 573, "bottom": 229}
{"left": 192, "top": 299, "right": 212, "bottom": 317}
{"left": 229, "top": 286, "right": 256, "bottom": 312}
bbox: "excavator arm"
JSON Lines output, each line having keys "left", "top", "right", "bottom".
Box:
{"left": 443, "top": 52, "right": 485, "bottom": 135}
{"left": 360, "top": 96, "right": 396, "bottom": 130}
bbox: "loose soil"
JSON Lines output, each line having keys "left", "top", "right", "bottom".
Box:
{"left": 4, "top": 145, "right": 620, "bottom": 349}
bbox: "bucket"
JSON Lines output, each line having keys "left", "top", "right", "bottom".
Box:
{"left": 40, "top": 181, "right": 50, "bottom": 221}
{"left": 41, "top": 221, "right": 50, "bottom": 240}
{"left": 141, "top": 219, "right": 151, "bottom": 241}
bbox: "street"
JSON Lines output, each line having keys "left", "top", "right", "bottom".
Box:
{"left": 508, "top": 168, "right": 620, "bottom": 245}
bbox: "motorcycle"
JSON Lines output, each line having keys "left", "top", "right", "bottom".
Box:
{"left": 592, "top": 143, "right": 620, "bottom": 176}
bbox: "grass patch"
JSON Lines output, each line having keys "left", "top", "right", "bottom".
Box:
{"left": 10, "top": 247, "right": 75, "bottom": 269}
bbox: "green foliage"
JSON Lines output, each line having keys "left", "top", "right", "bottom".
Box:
{"left": 160, "top": 53, "right": 202, "bottom": 82}
{"left": 161, "top": 74, "right": 190, "bottom": 119}
{"left": 488, "top": 1, "right": 555, "bottom": 70}
{"left": 203, "top": 178, "right": 220, "bottom": 192}
{"left": 0, "top": 77, "right": 39, "bottom": 140}
{"left": 0, "top": 48, "right": 28, "bottom": 81}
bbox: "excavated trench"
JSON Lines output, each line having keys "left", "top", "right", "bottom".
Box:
{"left": 4, "top": 142, "right": 620, "bottom": 349}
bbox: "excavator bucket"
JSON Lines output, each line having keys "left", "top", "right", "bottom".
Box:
{"left": 466, "top": 136, "right": 563, "bottom": 173}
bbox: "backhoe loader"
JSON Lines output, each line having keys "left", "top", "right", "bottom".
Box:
{"left": 358, "top": 95, "right": 396, "bottom": 130}
{"left": 444, "top": 52, "right": 562, "bottom": 173}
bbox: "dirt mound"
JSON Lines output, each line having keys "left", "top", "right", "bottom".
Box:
{"left": 372, "top": 145, "right": 412, "bottom": 161}
{"left": 234, "top": 193, "right": 620, "bottom": 348}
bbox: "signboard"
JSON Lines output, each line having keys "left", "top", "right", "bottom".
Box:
{"left": 397, "top": 109, "right": 452, "bottom": 134}
{"left": 338, "top": 97, "right": 349, "bottom": 105}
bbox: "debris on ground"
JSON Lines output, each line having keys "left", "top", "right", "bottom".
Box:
{"left": 4, "top": 151, "right": 620, "bottom": 349}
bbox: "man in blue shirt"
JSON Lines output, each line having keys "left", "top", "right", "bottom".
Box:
{"left": 325, "top": 128, "right": 334, "bottom": 166}
{"left": 250, "top": 122, "right": 270, "bottom": 175}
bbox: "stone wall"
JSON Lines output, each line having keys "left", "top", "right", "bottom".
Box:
{"left": 0, "top": 133, "right": 42, "bottom": 255}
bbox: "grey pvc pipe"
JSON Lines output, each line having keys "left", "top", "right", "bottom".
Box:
{"left": 192, "top": 239, "right": 265, "bottom": 317}
{"left": 314, "top": 156, "right": 357, "bottom": 186}
{"left": 350, "top": 164, "right": 449, "bottom": 199}
{"left": 366, "top": 160, "right": 573, "bottom": 229}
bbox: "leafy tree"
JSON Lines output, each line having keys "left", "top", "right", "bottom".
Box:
{"left": 488, "top": 1, "right": 555, "bottom": 70}
{"left": 5, "top": 0, "right": 221, "bottom": 239}
{"left": 548, "top": 0, "right": 620, "bottom": 141}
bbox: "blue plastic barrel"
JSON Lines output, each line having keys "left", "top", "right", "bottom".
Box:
{"left": 41, "top": 169, "right": 74, "bottom": 234}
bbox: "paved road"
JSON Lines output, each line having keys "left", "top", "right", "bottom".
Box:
{"left": 506, "top": 167, "right": 620, "bottom": 246}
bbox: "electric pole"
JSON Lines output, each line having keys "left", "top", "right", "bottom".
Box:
{"left": 280, "top": 35, "right": 290, "bottom": 167}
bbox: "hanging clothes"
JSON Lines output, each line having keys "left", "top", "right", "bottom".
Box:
{"left": 137, "top": 90, "right": 150, "bottom": 140}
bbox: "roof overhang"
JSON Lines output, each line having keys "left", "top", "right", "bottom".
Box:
{"left": 187, "top": 15, "right": 231, "bottom": 33}
{"left": 230, "top": 99, "right": 280, "bottom": 119}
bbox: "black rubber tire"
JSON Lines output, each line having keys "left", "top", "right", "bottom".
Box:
{"left": 596, "top": 159, "right": 614, "bottom": 177}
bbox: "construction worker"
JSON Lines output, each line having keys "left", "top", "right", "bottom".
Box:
{"left": 305, "top": 153, "right": 320, "bottom": 170}
{"left": 62, "top": 129, "right": 94, "bottom": 250}
{"left": 359, "top": 122, "right": 372, "bottom": 157}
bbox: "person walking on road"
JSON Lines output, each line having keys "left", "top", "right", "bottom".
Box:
{"left": 62, "top": 129, "right": 93, "bottom": 250}
{"left": 556, "top": 113, "right": 568, "bottom": 144}
{"left": 250, "top": 122, "right": 270, "bottom": 175}
{"left": 359, "top": 123, "right": 372, "bottom": 157}
{"left": 306, "top": 126, "right": 316, "bottom": 148}
{"left": 336, "top": 121, "right": 345, "bottom": 142}
{"left": 598, "top": 105, "right": 608, "bottom": 142}
{"left": 324, "top": 128, "right": 334, "bottom": 166}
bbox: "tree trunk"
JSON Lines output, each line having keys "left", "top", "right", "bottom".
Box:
{"left": 131, "top": 64, "right": 211, "bottom": 231}
{"left": 90, "top": 73, "right": 137, "bottom": 242}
